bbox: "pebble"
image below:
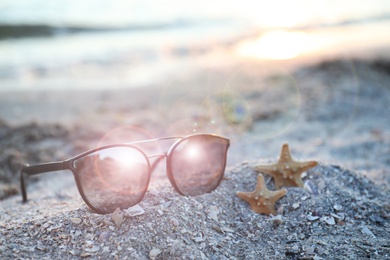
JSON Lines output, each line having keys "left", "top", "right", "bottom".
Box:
{"left": 333, "top": 204, "right": 342, "bottom": 211}
{"left": 206, "top": 206, "right": 219, "bottom": 222}
{"left": 307, "top": 214, "right": 320, "bottom": 221}
{"left": 269, "top": 215, "right": 283, "bottom": 225}
{"left": 99, "top": 232, "right": 111, "bottom": 242}
{"left": 170, "top": 217, "right": 179, "bottom": 227}
{"left": 111, "top": 208, "right": 125, "bottom": 228}
{"left": 70, "top": 218, "right": 82, "bottom": 224}
{"left": 361, "top": 226, "right": 376, "bottom": 238}
{"left": 149, "top": 247, "right": 161, "bottom": 260}
{"left": 124, "top": 205, "right": 145, "bottom": 217}
{"left": 322, "top": 216, "right": 335, "bottom": 225}
{"left": 331, "top": 213, "right": 345, "bottom": 221}
{"left": 292, "top": 203, "right": 300, "bottom": 209}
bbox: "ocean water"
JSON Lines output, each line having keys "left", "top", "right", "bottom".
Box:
{"left": 0, "top": 0, "right": 389, "bottom": 90}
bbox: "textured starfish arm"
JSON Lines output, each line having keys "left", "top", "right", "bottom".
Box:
{"left": 236, "top": 191, "right": 251, "bottom": 201}
{"left": 254, "top": 165, "right": 278, "bottom": 176}
{"left": 279, "top": 143, "right": 292, "bottom": 163}
{"left": 254, "top": 144, "right": 318, "bottom": 189}
{"left": 270, "top": 189, "right": 287, "bottom": 203}
{"left": 299, "top": 161, "right": 318, "bottom": 172}
{"left": 236, "top": 175, "right": 287, "bottom": 216}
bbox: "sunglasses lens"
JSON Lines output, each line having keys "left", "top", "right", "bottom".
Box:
{"left": 169, "top": 135, "right": 229, "bottom": 196}
{"left": 74, "top": 146, "right": 150, "bottom": 213}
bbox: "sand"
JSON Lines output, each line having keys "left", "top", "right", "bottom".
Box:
{"left": 0, "top": 53, "right": 390, "bottom": 259}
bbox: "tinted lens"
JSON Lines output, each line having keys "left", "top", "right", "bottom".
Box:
{"left": 74, "top": 146, "right": 150, "bottom": 213}
{"left": 169, "top": 135, "right": 229, "bottom": 196}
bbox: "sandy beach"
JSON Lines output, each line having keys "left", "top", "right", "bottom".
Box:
{"left": 1, "top": 43, "right": 390, "bottom": 258}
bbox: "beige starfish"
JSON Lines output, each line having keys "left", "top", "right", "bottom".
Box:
{"left": 237, "top": 174, "right": 287, "bottom": 215}
{"left": 255, "top": 143, "right": 318, "bottom": 189}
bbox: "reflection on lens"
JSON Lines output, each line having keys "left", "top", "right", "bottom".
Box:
{"left": 74, "top": 146, "right": 150, "bottom": 213}
{"left": 169, "top": 135, "right": 229, "bottom": 196}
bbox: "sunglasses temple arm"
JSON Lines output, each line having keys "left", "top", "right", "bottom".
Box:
{"left": 20, "top": 161, "right": 69, "bottom": 203}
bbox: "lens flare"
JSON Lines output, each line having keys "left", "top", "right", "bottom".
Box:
{"left": 221, "top": 64, "right": 301, "bottom": 139}
{"left": 184, "top": 145, "right": 202, "bottom": 160}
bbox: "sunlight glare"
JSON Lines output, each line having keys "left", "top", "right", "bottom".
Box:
{"left": 236, "top": 30, "right": 312, "bottom": 60}
{"left": 185, "top": 145, "right": 202, "bottom": 160}
{"left": 110, "top": 149, "right": 144, "bottom": 169}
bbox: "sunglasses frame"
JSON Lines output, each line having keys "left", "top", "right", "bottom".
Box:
{"left": 20, "top": 133, "right": 230, "bottom": 214}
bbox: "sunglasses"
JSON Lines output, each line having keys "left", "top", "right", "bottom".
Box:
{"left": 20, "top": 133, "right": 230, "bottom": 214}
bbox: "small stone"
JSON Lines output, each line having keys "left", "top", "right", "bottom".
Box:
{"left": 269, "top": 215, "right": 283, "bottom": 225}
{"left": 331, "top": 213, "right": 345, "bottom": 220}
{"left": 301, "top": 196, "right": 309, "bottom": 201}
{"left": 292, "top": 245, "right": 299, "bottom": 251}
{"left": 277, "top": 205, "right": 285, "bottom": 215}
{"left": 70, "top": 218, "right": 82, "bottom": 224}
{"left": 80, "top": 252, "right": 91, "bottom": 257}
{"left": 333, "top": 204, "right": 342, "bottom": 211}
{"left": 307, "top": 214, "right": 320, "bottom": 221}
{"left": 337, "top": 221, "right": 346, "bottom": 226}
{"left": 361, "top": 226, "right": 376, "bottom": 238}
{"left": 170, "top": 218, "right": 179, "bottom": 227}
{"left": 323, "top": 216, "right": 335, "bottom": 225}
{"left": 99, "top": 232, "right": 111, "bottom": 242}
{"left": 206, "top": 206, "right": 219, "bottom": 222}
{"left": 221, "top": 226, "right": 235, "bottom": 233}
{"left": 292, "top": 203, "right": 300, "bottom": 209}
{"left": 149, "top": 247, "right": 161, "bottom": 260}
{"left": 124, "top": 205, "right": 145, "bottom": 217}
{"left": 112, "top": 208, "right": 125, "bottom": 228}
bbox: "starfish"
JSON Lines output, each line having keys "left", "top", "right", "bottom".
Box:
{"left": 237, "top": 174, "right": 287, "bottom": 215}
{"left": 255, "top": 143, "right": 318, "bottom": 189}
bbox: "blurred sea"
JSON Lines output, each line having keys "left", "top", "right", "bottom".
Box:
{"left": 0, "top": 0, "right": 390, "bottom": 91}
